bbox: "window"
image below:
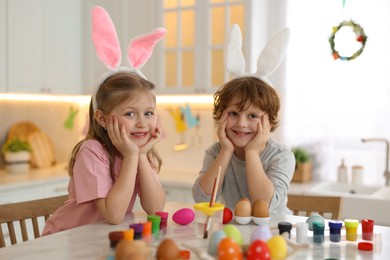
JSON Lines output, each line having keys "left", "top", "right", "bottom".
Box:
{"left": 284, "top": 0, "right": 390, "bottom": 184}
{"left": 161, "top": 0, "right": 245, "bottom": 93}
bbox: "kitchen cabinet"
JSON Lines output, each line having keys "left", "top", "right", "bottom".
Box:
{"left": 0, "top": 177, "right": 68, "bottom": 205}
{"left": 1, "top": 0, "right": 284, "bottom": 95}
{"left": 4, "top": 0, "right": 83, "bottom": 94}
{"left": 0, "top": 0, "right": 6, "bottom": 92}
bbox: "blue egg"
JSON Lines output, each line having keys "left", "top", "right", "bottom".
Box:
{"left": 207, "top": 230, "right": 227, "bottom": 256}
{"left": 306, "top": 214, "right": 325, "bottom": 231}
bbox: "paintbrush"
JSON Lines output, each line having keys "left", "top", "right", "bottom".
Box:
{"left": 203, "top": 166, "right": 221, "bottom": 239}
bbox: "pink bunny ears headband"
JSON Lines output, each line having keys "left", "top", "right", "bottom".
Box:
{"left": 91, "top": 6, "right": 166, "bottom": 110}
{"left": 224, "top": 24, "right": 290, "bottom": 86}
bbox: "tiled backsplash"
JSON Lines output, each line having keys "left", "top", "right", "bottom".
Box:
{"left": 0, "top": 98, "right": 215, "bottom": 173}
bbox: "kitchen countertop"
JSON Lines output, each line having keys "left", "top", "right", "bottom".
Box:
{"left": 0, "top": 164, "right": 321, "bottom": 192}
{"left": 0, "top": 163, "right": 69, "bottom": 188}
{"left": 0, "top": 164, "right": 198, "bottom": 189}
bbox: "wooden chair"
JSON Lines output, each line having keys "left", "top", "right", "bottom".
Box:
{"left": 0, "top": 195, "right": 67, "bottom": 248}
{"left": 287, "top": 194, "right": 342, "bottom": 220}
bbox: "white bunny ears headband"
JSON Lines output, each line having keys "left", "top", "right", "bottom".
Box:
{"left": 224, "top": 24, "right": 290, "bottom": 85}
{"left": 91, "top": 6, "right": 166, "bottom": 110}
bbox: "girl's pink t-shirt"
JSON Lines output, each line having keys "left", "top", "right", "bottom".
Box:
{"left": 42, "top": 140, "right": 138, "bottom": 235}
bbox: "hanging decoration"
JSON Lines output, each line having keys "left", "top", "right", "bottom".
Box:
{"left": 329, "top": 20, "right": 367, "bottom": 61}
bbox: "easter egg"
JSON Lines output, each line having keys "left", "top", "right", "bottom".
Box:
{"left": 172, "top": 208, "right": 195, "bottom": 225}
{"left": 306, "top": 214, "right": 325, "bottom": 231}
{"left": 252, "top": 199, "right": 269, "bottom": 218}
{"left": 234, "top": 198, "right": 252, "bottom": 225}
{"left": 223, "top": 207, "right": 233, "bottom": 224}
{"left": 267, "top": 235, "right": 287, "bottom": 259}
{"left": 251, "top": 225, "right": 272, "bottom": 243}
{"left": 223, "top": 224, "right": 243, "bottom": 245}
{"left": 234, "top": 197, "right": 252, "bottom": 217}
{"left": 218, "top": 237, "right": 243, "bottom": 260}
{"left": 208, "top": 230, "right": 227, "bottom": 256}
{"left": 156, "top": 238, "right": 180, "bottom": 260}
{"left": 115, "top": 240, "right": 150, "bottom": 260}
{"left": 247, "top": 240, "right": 271, "bottom": 260}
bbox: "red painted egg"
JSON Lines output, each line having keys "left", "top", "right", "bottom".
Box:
{"left": 223, "top": 207, "right": 233, "bottom": 224}
{"left": 247, "top": 240, "right": 271, "bottom": 260}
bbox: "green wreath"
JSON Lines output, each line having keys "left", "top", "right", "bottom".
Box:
{"left": 329, "top": 20, "right": 367, "bottom": 61}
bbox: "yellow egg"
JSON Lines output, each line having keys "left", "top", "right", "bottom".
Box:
{"left": 234, "top": 198, "right": 252, "bottom": 217}
{"left": 252, "top": 199, "right": 270, "bottom": 218}
{"left": 267, "top": 235, "right": 287, "bottom": 259}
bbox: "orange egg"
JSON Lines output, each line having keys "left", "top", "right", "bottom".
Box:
{"left": 252, "top": 199, "right": 270, "bottom": 218}
{"left": 234, "top": 198, "right": 252, "bottom": 217}
{"left": 156, "top": 238, "right": 180, "bottom": 260}
{"left": 218, "top": 237, "right": 243, "bottom": 260}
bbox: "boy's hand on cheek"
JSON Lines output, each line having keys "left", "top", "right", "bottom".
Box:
{"left": 217, "top": 113, "right": 234, "bottom": 152}
{"left": 246, "top": 114, "right": 270, "bottom": 153}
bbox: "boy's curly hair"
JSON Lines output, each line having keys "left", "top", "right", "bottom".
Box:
{"left": 213, "top": 76, "right": 280, "bottom": 132}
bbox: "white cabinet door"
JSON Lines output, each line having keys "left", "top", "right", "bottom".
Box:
{"left": 0, "top": 0, "right": 7, "bottom": 92}
{"left": 6, "top": 0, "right": 83, "bottom": 94}
{"left": 0, "top": 177, "right": 69, "bottom": 205}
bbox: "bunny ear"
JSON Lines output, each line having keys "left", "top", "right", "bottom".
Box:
{"left": 224, "top": 24, "right": 246, "bottom": 77}
{"left": 255, "top": 28, "right": 290, "bottom": 79}
{"left": 92, "top": 6, "right": 121, "bottom": 70}
{"left": 127, "top": 27, "right": 167, "bottom": 70}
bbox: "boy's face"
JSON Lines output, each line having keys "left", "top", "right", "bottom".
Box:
{"left": 109, "top": 91, "right": 157, "bottom": 147}
{"left": 224, "top": 100, "right": 265, "bottom": 148}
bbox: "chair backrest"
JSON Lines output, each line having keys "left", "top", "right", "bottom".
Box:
{"left": 0, "top": 195, "right": 67, "bottom": 248}
{"left": 287, "top": 194, "right": 342, "bottom": 220}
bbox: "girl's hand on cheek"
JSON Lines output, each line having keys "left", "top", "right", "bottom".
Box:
{"left": 107, "top": 116, "right": 138, "bottom": 156}
{"left": 140, "top": 123, "right": 163, "bottom": 154}
{"left": 217, "top": 112, "right": 234, "bottom": 152}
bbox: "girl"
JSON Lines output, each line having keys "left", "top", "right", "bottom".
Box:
{"left": 42, "top": 6, "right": 166, "bottom": 235}
{"left": 42, "top": 72, "right": 165, "bottom": 235}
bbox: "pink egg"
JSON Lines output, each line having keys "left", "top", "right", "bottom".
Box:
{"left": 172, "top": 208, "right": 195, "bottom": 225}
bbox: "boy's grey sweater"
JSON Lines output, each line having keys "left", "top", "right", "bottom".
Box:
{"left": 192, "top": 139, "right": 295, "bottom": 215}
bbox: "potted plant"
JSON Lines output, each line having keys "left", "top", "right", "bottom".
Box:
{"left": 291, "top": 147, "right": 312, "bottom": 182}
{"left": 1, "top": 138, "right": 32, "bottom": 173}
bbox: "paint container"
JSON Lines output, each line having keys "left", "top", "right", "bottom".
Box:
{"left": 361, "top": 219, "right": 374, "bottom": 241}
{"left": 329, "top": 221, "right": 343, "bottom": 242}
{"left": 313, "top": 222, "right": 325, "bottom": 244}
{"left": 345, "top": 219, "right": 359, "bottom": 241}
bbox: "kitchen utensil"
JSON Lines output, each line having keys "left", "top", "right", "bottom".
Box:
{"left": 27, "top": 131, "right": 55, "bottom": 168}
{"left": 7, "top": 121, "right": 40, "bottom": 141}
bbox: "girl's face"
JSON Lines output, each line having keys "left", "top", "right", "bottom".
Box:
{"left": 225, "top": 101, "right": 265, "bottom": 148}
{"left": 109, "top": 91, "right": 157, "bottom": 147}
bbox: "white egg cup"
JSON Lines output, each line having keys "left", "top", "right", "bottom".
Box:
{"left": 252, "top": 217, "right": 270, "bottom": 225}
{"left": 234, "top": 216, "right": 270, "bottom": 225}
{"left": 234, "top": 216, "right": 252, "bottom": 225}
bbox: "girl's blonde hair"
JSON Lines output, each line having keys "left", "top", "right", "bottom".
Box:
{"left": 213, "top": 76, "right": 280, "bottom": 132}
{"left": 68, "top": 72, "right": 162, "bottom": 179}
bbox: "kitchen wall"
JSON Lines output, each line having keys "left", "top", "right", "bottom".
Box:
{"left": 0, "top": 96, "right": 216, "bottom": 174}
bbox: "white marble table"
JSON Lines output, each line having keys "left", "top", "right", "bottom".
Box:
{"left": 0, "top": 202, "right": 389, "bottom": 259}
